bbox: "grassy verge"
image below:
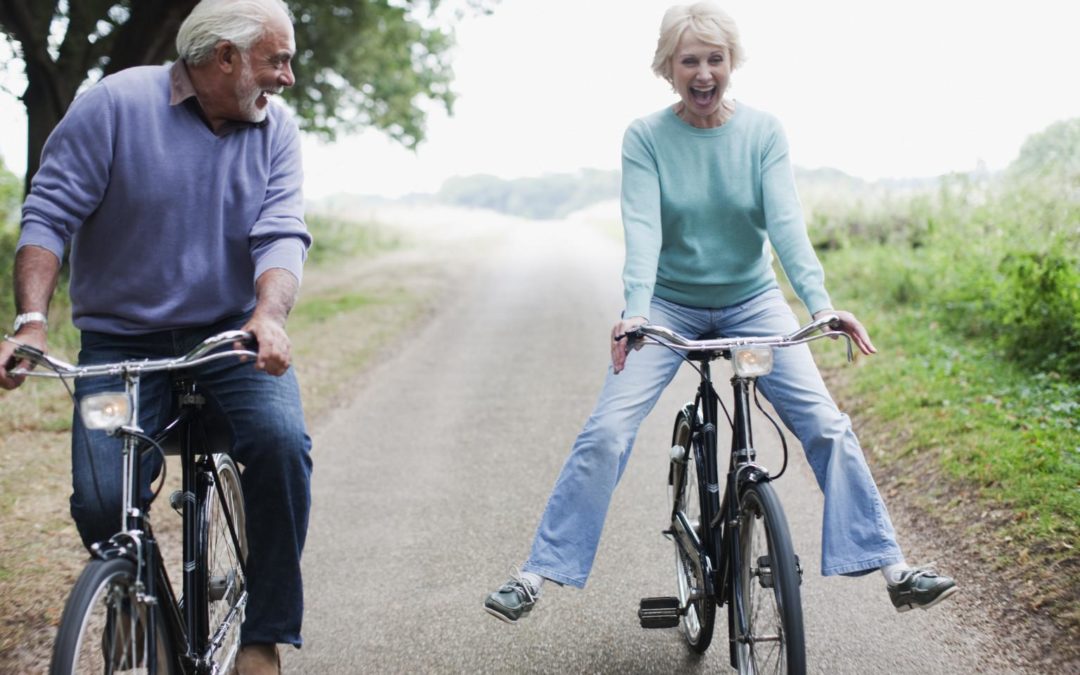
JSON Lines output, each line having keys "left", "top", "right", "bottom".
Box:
{"left": 0, "top": 210, "right": 469, "bottom": 672}
{"left": 814, "top": 246, "right": 1080, "bottom": 637}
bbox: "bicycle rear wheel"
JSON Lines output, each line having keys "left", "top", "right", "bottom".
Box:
{"left": 198, "top": 453, "right": 248, "bottom": 671}
{"left": 732, "top": 481, "right": 805, "bottom": 674}
{"left": 50, "top": 556, "right": 175, "bottom": 674}
{"left": 669, "top": 405, "right": 716, "bottom": 653}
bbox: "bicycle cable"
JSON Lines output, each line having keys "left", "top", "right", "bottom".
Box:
{"left": 639, "top": 333, "right": 734, "bottom": 429}
{"left": 131, "top": 430, "right": 169, "bottom": 504}
{"left": 752, "top": 382, "right": 790, "bottom": 480}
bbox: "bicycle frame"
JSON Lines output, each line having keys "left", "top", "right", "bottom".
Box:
{"left": 675, "top": 358, "right": 768, "bottom": 635}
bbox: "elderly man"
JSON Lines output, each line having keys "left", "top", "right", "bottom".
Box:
{"left": 0, "top": 0, "right": 311, "bottom": 672}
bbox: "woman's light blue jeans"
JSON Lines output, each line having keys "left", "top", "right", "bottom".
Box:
{"left": 523, "top": 289, "right": 903, "bottom": 587}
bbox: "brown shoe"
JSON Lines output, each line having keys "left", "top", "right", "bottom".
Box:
{"left": 234, "top": 644, "right": 281, "bottom": 675}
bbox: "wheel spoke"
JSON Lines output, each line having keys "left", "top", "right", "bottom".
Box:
{"left": 202, "top": 455, "right": 248, "bottom": 671}
{"left": 669, "top": 410, "right": 715, "bottom": 653}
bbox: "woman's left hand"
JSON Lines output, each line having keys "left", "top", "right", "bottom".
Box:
{"left": 814, "top": 309, "right": 877, "bottom": 356}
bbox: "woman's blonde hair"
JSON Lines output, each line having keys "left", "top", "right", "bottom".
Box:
{"left": 651, "top": 2, "right": 744, "bottom": 82}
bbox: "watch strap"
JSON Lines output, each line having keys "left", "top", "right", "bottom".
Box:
{"left": 13, "top": 312, "right": 48, "bottom": 333}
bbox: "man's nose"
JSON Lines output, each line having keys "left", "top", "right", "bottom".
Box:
{"left": 279, "top": 62, "right": 295, "bottom": 88}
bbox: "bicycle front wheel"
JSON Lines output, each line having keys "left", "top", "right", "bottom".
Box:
{"left": 198, "top": 453, "right": 249, "bottom": 671}
{"left": 50, "top": 556, "right": 175, "bottom": 674}
{"left": 732, "top": 481, "right": 806, "bottom": 674}
{"left": 669, "top": 405, "right": 716, "bottom": 653}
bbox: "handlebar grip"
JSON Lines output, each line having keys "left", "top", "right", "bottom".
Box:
{"left": 622, "top": 328, "right": 645, "bottom": 347}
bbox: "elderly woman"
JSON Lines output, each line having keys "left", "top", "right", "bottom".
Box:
{"left": 484, "top": 1, "right": 956, "bottom": 623}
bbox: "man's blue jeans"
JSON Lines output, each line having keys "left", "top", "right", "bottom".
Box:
{"left": 523, "top": 289, "right": 903, "bottom": 588}
{"left": 70, "top": 313, "right": 312, "bottom": 647}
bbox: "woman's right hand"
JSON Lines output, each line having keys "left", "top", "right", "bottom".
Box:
{"left": 611, "top": 316, "right": 648, "bottom": 374}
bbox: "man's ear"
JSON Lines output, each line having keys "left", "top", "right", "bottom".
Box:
{"left": 214, "top": 40, "right": 238, "bottom": 73}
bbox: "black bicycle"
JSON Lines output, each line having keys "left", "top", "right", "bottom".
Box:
{"left": 9, "top": 331, "right": 253, "bottom": 674}
{"left": 633, "top": 314, "right": 852, "bottom": 674}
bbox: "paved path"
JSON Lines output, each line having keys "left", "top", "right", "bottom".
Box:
{"left": 286, "top": 212, "right": 1033, "bottom": 674}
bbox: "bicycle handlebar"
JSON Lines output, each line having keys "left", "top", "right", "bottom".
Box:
{"left": 6, "top": 330, "right": 258, "bottom": 379}
{"left": 626, "top": 313, "right": 854, "bottom": 360}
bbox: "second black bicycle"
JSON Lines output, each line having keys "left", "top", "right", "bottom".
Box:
{"left": 634, "top": 315, "right": 852, "bottom": 675}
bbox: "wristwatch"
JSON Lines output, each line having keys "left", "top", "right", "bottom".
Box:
{"left": 13, "top": 312, "right": 48, "bottom": 333}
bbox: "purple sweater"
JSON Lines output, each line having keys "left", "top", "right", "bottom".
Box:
{"left": 19, "top": 64, "right": 311, "bottom": 335}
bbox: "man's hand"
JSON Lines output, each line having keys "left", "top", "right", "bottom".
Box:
{"left": 611, "top": 316, "right": 648, "bottom": 374}
{"left": 242, "top": 313, "right": 291, "bottom": 375}
{"left": 0, "top": 325, "right": 48, "bottom": 390}
{"left": 815, "top": 309, "right": 877, "bottom": 356}
{"left": 245, "top": 268, "right": 300, "bottom": 376}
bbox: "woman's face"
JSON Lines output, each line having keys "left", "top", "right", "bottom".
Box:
{"left": 670, "top": 32, "right": 731, "bottom": 127}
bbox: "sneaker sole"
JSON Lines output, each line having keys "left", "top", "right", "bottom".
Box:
{"left": 483, "top": 604, "right": 522, "bottom": 624}
{"left": 894, "top": 585, "right": 959, "bottom": 613}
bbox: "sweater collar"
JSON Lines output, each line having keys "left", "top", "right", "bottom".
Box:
{"left": 168, "top": 60, "right": 268, "bottom": 136}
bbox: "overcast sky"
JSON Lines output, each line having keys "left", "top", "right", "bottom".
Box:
{"left": 2, "top": 0, "right": 1079, "bottom": 199}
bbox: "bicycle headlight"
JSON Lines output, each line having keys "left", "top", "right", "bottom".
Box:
{"left": 731, "top": 346, "right": 774, "bottom": 378}
{"left": 80, "top": 393, "right": 132, "bottom": 432}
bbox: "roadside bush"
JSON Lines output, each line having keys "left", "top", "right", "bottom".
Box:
{"left": 996, "top": 250, "right": 1080, "bottom": 378}
{"left": 803, "top": 148, "right": 1079, "bottom": 382}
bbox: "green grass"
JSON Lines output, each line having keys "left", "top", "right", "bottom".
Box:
{"left": 290, "top": 291, "right": 381, "bottom": 326}
{"left": 305, "top": 213, "right": 401, "bottom": 266}
{"left": 814, "top": 245, "right": 1080, "bottom": 626}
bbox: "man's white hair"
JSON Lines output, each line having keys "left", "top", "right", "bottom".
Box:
{"left": 176, "top": 0, "right": 291, "bottom": 65}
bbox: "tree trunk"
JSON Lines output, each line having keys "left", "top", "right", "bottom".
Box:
{"left": 20, "top": 59, "right": 73, "bottom": 196}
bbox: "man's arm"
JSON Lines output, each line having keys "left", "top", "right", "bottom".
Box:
{"left": 241, "top": 267, "right": 299, "bottom": 376}
{"left": 0, "top": 245, "right": 62, "bottom": 389}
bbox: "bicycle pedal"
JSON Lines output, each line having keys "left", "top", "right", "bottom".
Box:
{"left": 638, "top": 597, "right": 681, "bottom": 628}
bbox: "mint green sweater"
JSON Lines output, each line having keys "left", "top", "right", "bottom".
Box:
{"left": 620, "top": 104, "right": 831, "bottom": 320}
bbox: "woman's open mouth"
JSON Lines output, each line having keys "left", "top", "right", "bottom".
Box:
{"left": 690, "top": 86, "right": 717, "bottom": 107}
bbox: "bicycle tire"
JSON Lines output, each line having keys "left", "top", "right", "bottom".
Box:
{"left": 732, "top": 481, "right": 806, "bottom": 674}
{"left": 669, "top": 405, "right": 716, "bottom": 653}
{"left": 198, "top": 453, "right": 248, "bottom": 672}
{"left": 50, "top": 556, "right": 175, "bottom": 674}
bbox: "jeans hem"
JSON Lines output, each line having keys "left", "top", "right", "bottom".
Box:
{"left": 241, "top": 635, "right": 303, "bottom": 648}
{"left": 522, "top": 563, "right": 586, "bottom": 589}
{"left": 823, "top": 553, "right": 904, "bottom": 577}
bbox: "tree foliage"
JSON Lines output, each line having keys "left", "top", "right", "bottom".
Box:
{"left": 0, "top": 0, "right": 491, "bottom": 192}
{"left": 1008, "top": 118, "right": 1080, "bottom": 188}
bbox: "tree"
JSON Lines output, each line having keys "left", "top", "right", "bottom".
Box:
{"left": 1007, "top": 117, "right": 1080, "bottom": 186}
{"left": 0, "top": 0, "right": 490, "bottom": 193}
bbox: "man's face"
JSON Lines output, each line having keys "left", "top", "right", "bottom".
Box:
{"left": 231, "top": 15, "right": 295, "bottom": 123}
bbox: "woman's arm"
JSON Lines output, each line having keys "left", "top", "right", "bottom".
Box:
{"left": 620, "top": 121, "right": 664, "bottom": 321}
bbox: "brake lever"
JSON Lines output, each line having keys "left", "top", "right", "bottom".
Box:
{"left": 622, "top": 328, "right": 646, "bottom": 350}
